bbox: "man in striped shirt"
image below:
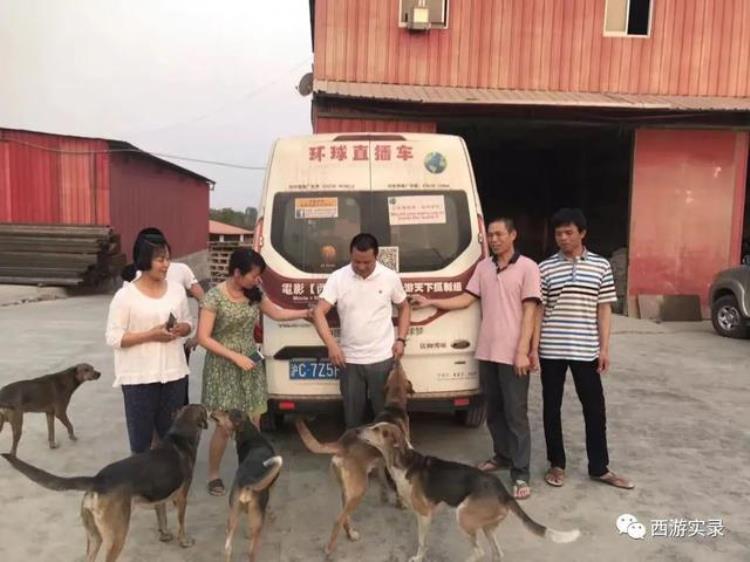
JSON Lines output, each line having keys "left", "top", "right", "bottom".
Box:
{"left": 533, "top": 208, "right": 634, "bottom": 490}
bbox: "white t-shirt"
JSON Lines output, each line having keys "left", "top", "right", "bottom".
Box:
{"left": 320, "top": 262, "right": 407, "bottom": 364}
{"left": 134, "top": 262, "right": 198, "bottom": 291}
{"left": 105, "top": 280, "right": 192, "bottom": 386}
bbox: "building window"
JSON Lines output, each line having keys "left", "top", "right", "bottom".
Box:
{"left": 604, "top": 0, "right": 652, "bottom": 37}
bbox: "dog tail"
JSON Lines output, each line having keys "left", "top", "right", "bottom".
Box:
{"left": 507, "top": 497, "right": 580, "bottom": 544}
{"left": 1, "top": 453, "right": 97, "bottom": 492}
{"left": 294, "top": 419, "right": 342, "bottom": 455}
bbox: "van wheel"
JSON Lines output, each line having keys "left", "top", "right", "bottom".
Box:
{"left": 711, "top": 295, "right": 749, "bottom": 338}
{"left": 455, "top": 402, "right": 486, "bottom": 428}
{"left": 260, "top": 412, "right": 285, "bottom": 432}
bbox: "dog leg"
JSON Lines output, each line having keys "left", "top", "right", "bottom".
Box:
{"left": 247, "top": 503, "right": 264, "bottom": 562}
{"left": 9, "top": 410, "right": 22, "bottom": 457}
{"left": 155, "top": 503, "right": 174, "bottom": 542}
{"left": 408, "top": 513, "right": 432, "bottom": 562}
{"left": 325, "top": 464, "right": 366, "bottom": 555}
{"left": 81, "top": 498, "right": 102, "bottom": 562}
{"left": 46, "top": 412, "right": 59, "bottom": 449}
{"left": 377, "top": 463, "right": 390, "bottom": 504}
{"left": 461, "top": 530, "right": 484, "bottom": 562}
{"left": 96, "top": 498, "right": 131, "bottom": 562}
{"left": 174, "top": 487, "right": 195, "bottom": 547}
{"left": 56, "top": 408, "right": 77, "bottom": 442}
{"left": 224, "top": 499, "right": 242, "bottom": 562}
{"left": 483, "top": 526, "right": 504, "bottom": 561}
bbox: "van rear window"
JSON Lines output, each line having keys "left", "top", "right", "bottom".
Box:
{"left": 270, "top": 191, "right": 471, "bottom": 273}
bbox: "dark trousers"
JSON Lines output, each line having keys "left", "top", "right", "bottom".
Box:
{"left": 183, "top": 343, "right": 192, "bottom": 406}
{"left": 479, "top": 360, "right": 531, "bottom": 482}
{"left": 121, "top": 377, "right": 188, "bottom": 454}
{"left": 540, "top": 358, "right": 609, "bottom": 477}
{"left": 340, "top": 358, "right": 394, "bottom": 429}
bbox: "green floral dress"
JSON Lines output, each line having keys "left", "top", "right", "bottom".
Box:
{"left": 200, "top": 285, "right": 267, "bottom": 417}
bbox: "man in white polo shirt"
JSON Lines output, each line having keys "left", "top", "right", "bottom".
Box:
{"left": 313, "top": 233, "right": 411, "bottom": 428}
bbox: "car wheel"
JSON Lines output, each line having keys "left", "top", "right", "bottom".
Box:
{"left": 455, "top": 401, "right": 487, "bottom": 428}
{"left": 711, "top": 295, "right": 749, "bottom": 339}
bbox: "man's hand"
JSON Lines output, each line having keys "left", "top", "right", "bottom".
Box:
{"left": 597, "top": 350, "right": 610, "bottom": 374}
{"left": 409, "top": 295, "right": 431, "bottom": 309}
{"left": 186, "top": 336, "right": 199, "bottom": 350}
{"left": 514, "top": 351, "right": 531, "bottom": 376}
{"left": 529, "top": 349, "right": 540, "bottom": 372}
{"left": 392, "top": 340, "right": 405, "bottom": 360}
{"left": 328, "top": 343, "right": 346, "bottom": 368}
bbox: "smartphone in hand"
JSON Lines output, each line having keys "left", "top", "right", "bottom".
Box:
{"left": 166, "top": 312, "right": 177, "bottom": 331}
{"left": 248, "top": 349, "right": 265, "bottom": 364}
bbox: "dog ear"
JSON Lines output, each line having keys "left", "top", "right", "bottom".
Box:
{"left": 406, "top": 379, "right": 415, "bottom": 395}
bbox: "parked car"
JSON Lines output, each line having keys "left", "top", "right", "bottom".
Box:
{"left": 709, "top": 266, "right": 750, "bottom": 338}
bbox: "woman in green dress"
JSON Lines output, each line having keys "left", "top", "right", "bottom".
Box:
{"left": 197, "top": 248, "right": 310, "bottom": 496}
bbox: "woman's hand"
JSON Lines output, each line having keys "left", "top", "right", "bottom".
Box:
{"left": 231, "top": 353, "right": 255, "bottom": 371}
{"left": 170, "top": 322, "right": 192, "bottom": 338}
{"left": 149, "top": 324, "right": 177, "bottom": 343}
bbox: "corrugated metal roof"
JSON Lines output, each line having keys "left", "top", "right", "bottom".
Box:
{"left": 314, "top": 80, "right": 750, "bottom": 112}
{"left": 209, "top": 220, "right": 253, "bottom": 236}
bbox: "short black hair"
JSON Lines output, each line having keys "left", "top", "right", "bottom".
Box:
{"left": 551, "top": 208, "right": 587, "bottom": 232}
{"left": 133, "top": 237, "right": 171, "bottom": 272}
{"left": 486, "top": 217, "right": 516, "bottom": 233}
{"left": 350, "top": 233, "right": 379, "bottom": 255}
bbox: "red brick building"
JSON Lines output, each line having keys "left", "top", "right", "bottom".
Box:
{"left": 308, "top": 0, "right": 750, "bottom": 315}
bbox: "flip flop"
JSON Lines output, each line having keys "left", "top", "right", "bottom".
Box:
{"left": 544, "top": 466, "right": 565, "bottom": 487}
{"left": 477, "top": 457, "right": 511, "bottom": 472}
{"left": 512, "top": 480, "right": 531, "bottom": 500}
{"left": 591, "top": 472, "right": 635, "bottom": 490}
{"left": 207, "top": 478, "right": 226, "bottom": 496}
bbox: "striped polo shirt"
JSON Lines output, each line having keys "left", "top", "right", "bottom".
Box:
{"left": 539, "top": 249, "right": 617, "bottom": 361}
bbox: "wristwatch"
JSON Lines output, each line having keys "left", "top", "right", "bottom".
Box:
{"left": 396, "top": 337, "right": 407, "bottom": 346}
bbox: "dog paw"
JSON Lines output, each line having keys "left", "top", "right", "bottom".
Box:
{"left": 347, "top": 529, "right": 361, "bottom": 542}
{"left": 159, "top": 531, "right": 174, "bottom": 543}
{"left": 69, "top": 434, "right": 78, "bottom": 442}
{"left": 49, "top": 441, "right": 59, "bottom": 449}
{"left": 179, "top": 536, "right": 195, "bottom": 548}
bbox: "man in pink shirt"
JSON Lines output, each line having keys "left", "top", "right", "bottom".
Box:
{"left": 412, "top": 218, "right": 541, "bottom": 499}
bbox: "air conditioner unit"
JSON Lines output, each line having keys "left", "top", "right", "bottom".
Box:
{"left": 400, "top": 0, "right": 449, "bottom": 30}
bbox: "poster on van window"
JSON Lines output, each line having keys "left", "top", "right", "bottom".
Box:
{"left": 294, "top": 197, "right": 338, "bottom": 219}
{"left": 388, "top": 195, "right": 446, "bottom": 226}
{"left": 377, "top": 246, "right": 400, "bottom": 272}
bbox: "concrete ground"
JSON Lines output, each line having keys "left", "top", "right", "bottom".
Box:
{"left": 0, "top": 295, "right": 748, "bottom": 562}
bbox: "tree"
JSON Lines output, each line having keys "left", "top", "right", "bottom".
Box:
{"left": 210, "top": 207, "right": 257, "bottom": 230}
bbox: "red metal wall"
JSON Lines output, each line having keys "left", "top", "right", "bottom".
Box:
{"left": 314, "top": 114, "right": 437, "bottom": 133}
{"left": 0, "top": 130, "right": 109, "bottom": 224}
{"left": 314, "top": 0, "right": 750, "bottom": 96}
{"left": 628, "top": 129, "right": 749, "bottom": 310}
{"left": 108, "top": 152, "right": 209, "bottom": 260}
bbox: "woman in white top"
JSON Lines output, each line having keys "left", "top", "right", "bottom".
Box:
{"left": 106, "top": 234, "right": 192, "bottom": 453}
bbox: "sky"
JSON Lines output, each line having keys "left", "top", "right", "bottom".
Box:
{"left": 0, "top": 0, "right": 313, "bottom": 209}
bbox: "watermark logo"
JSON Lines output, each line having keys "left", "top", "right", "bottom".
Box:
{"left": 617, "top": 514, "right": 725, "bottom": 540}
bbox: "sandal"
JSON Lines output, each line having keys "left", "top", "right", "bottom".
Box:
{"left": 544, "top": 466, "right": 565, "bottom": 487}
{"left": 591, "top": 471, "right": 635, "bottom": 490}
{"left": 207, "top": 478, "right": 226, "bottom": 496}
{"left": 477, "top": 457, "right": 511, "bottom": 472}
{"left": 512, "top": 480, "right": 531, "bottom": 500}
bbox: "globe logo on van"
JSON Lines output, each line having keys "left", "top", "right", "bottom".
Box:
{"left": 424, "top": 152, "right": 447, "bottom": 174}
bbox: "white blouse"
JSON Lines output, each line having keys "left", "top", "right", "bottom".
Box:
{"left": 105, "top": 280, "right": 192, "bottom": 386}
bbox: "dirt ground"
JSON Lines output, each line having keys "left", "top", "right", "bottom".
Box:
{"left": 0, "top": 294, "right": 748, "bottom": 561}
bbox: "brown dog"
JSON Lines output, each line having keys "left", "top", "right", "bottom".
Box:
{"left": 0, "top": 363, "right": 101, "bottom": 456}
{"left": 213, "top": 409, "right": 283, "bottom": 562}
{"left": 2, "top": 404, "right": 209, "bottom": 562}
{"left": 295, "top": 360, "right": 414, "bottom": 556}
{"left": 358, "top": 422, "right": 581, "bottom": 562}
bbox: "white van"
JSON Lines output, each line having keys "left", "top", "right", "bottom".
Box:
{"left": 254, "top": 133, "right": 487, "bottom": 429}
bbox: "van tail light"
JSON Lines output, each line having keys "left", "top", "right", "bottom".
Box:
{"left": 254, "top": 315, "right": 264, "bottom": 344}
{"left": 478, "top": 214, "right": 488, "bottom": 258}
{"left": 278, "top": 401, "right": 296, "bottom": 411}
{"left": 253, "top": 218, "right": 264, "bottom": 251}
{"left": 454, "top": 398, "right": 471, "bottom": 407}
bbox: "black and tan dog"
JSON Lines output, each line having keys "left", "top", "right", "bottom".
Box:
{"left": 295, "top": 360, "right": 414, "bottom": 555}
{"left": 359, "top": 422, "right": 581, "bottom": 562}
{"left": 0, "top": 363, "right": 101, "bottom": 456}
{"left": 213, "top": 409, "right": 283, "bottom": 562}
{"left": 2, "top": 404, "right": 209, "bottom": 562}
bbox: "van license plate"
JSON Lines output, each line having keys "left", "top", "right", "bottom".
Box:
{"left": 289, "top": 360, "right": 340, "bottom": 380}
